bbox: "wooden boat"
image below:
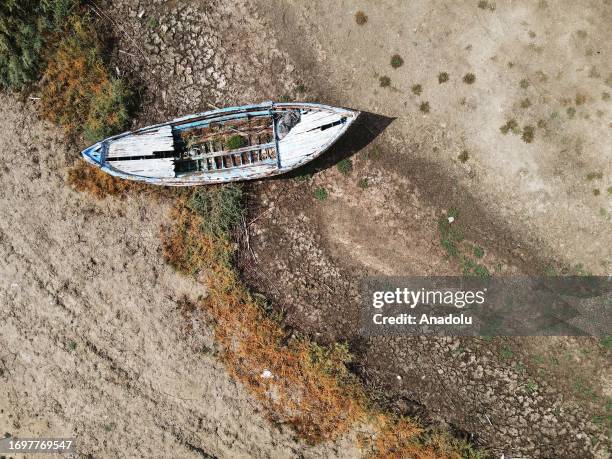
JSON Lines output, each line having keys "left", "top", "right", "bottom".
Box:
{"left": 81, "top": 101, "right": 359, "bottom": 186}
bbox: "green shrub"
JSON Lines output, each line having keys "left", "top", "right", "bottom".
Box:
{"left": 314, "top": 187, "right": 329, "bottom": 201}
{"left": 188, "top": 185, "right": 244, "bottom": 239}
{"left": 358, "top": 178, "right": 369, "bottom": 189}
{"left": 390, "top": 54, "right": 404, "bottom": 69}
{"left": 0, "top": 0, "right": 80, "bottom": 89}
{"left": 225, "top": 135, "right": 247, "bottom": 150}
{"left": 336, "top": 158, "right": 353, "bottom": 174}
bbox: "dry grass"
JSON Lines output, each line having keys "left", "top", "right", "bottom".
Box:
{"left": 67, "top": 159, "right": 143, "bottom": 199}
{"left": 463, "top": 73, "right": 476, "bottom": 84}
{"left": 355, "top": 11, "right": 368, "bottom": 25}
{"left": 160, "top": 192, "right": 478, "bottom": 456}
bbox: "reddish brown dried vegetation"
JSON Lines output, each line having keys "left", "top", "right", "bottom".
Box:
{"left": 67, "top": 159, "right": 144, "bottom": 199}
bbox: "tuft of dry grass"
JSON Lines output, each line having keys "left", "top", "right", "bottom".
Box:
{"left": 521, "top": 125, "right": 535, "bottom": 143}
{"left": 379, "top": 75, "right": 391, "bottom": 87}
{"left": 575, "top": 93, "right": 587, "bottom": 105}
{"left": 420, "top": 101, "right": 430, "bottom": 113}
{"left": 438, "top": 72, "right": 449, "bottom": 84}
{"left": 355, "top": 11, "right": 368, "bottom": 25}
{"left": 411, "top": 84, "right": 423, "bottom": 95}
{"left": 463, "top": 73, "right": 476, "bottom": 84}
{"left": 500, "top": 118, "right": 519, "bottom": 135}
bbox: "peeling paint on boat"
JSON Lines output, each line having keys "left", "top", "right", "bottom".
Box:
{"left": 81, "top": 101, "right": 359, "bottom": 186}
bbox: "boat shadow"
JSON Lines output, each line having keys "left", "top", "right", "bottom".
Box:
{"left": 277, "top": 110, "right": 396, "bottom": 179}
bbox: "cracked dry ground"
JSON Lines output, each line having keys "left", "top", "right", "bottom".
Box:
{"left": 1, "top": 0, "right": 610, "bottom": 458}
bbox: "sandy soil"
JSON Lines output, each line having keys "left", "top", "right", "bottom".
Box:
{"left": 0, "top": 95, "right": 359, "bottom": 458}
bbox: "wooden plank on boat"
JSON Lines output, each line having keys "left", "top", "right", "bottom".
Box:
{"left": 287, "top": 111, "right": 343, "bottom": 135}
{"left": 107, "top": 126, "right": 174, "bottom": 158}
{"left": 111, "top": 158, "right": 175, "bottom": 178}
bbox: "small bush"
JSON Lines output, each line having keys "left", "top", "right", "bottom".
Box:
{"left": 519, "top": 78, "right": 530, "bottom": 89}
{"left": 379, "top": 76, "right": 391, "bottom": 87}
{"left": 314, "top": 187, "right": 329, "bottom": 201}
{"left": 358, "top": 178, "right": 369, "bottom": 189}
{"left": 458, "top": 150, "right": 469, "bottom": 163}
{"left": 147, "top": 17, "right": 159, "bottom": 29}
{"left": 225, "top": 135, "right": 247, "bottom": 150}
{"left": 355, "top": 11, "right": 368, "bottom": 25}
{"left": 390, "top": 54, "right": 404, "bottom": 69}
{"left": 566, "top": 106, "right": 576, "bottom": 118}
{"left": 188, "top": 185, "right": 244, "bottom": 239}
{"left": 411, "top": 84, "right": 422, "bottom": 95}
{"left": 593, "top": 189, "right": 600, "bottom": 196}
{"left": 500, "top": 119, "right": 519, "bottom": 135}
{"left": 586, "top": 172, "right": 603, "bottom": 181}
{"left": 520, "top": 98, "right": 531, "bottom": 108}
{"left": 474, "top": 246, "right": 484, "bottom": 258}
{"left": 473, "top": 264, "right": 490, "bottom": 278}
{"left": 477, "top": 1, "right": 496, "bottom": 10}
{"left": 463, "top": 73, "right": 476, "bottom": 84}
{"left": 336, "top": 158, "right": 353, "bottom": 174}
{"left": 438, "top": 72, "right": 449, "bottom": 83}
{"left": 521, "top": 125, "right": 535, "bottom": 143}
{"left": 419, "top": 101, "right": 430, "bottom": 113}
